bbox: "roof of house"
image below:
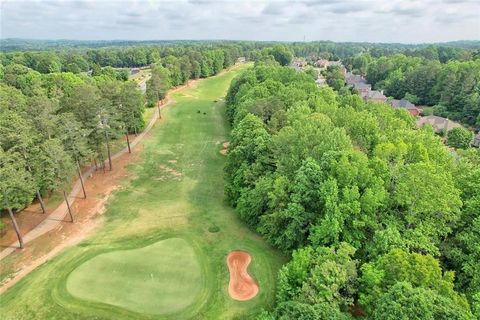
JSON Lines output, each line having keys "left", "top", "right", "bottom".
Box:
{"left": 346, "top": 72, "right": 367, "bottom": 85}
{"left": 360, "top": 91, "right": 370, "bottom": 99}
{"left": 416, "top": 115, "right": 463, "bottom": 132}
{"left": 353, "top": 82, "right": 371, "bottom": 90}
{"left": 369, "top": 90, "right": 387, "bottom": 100}
{"left": 390, "top": 99, "right": 416, "bottom": 109}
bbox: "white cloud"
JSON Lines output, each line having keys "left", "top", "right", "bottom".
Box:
{"left": 0, "top": 0, "right": 478, "bottom": 42}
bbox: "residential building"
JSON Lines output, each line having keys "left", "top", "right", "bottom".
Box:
{"left": 353, "top": 82, "right": 371, "bottom": 96}
{"left": 416, "top": 115, "right": 463, "bottom": 133}
{"left": 368, "top": 90, "right": 387, "bottom": 103}
{"left": 315, "top": 77, "right": 327, "bottom": 86}
{"left": 292, "top": 58, "right": 307, "bottom": 71}
{"left": 346, "top": 72, "right": 367, "bottom": 85}
{"left": 315, "top": 59, "right": 329, "bottom": 68}
{"left": 389, "top": 99, "right": 420, "bottom": 116}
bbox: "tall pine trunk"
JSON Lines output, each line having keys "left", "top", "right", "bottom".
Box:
{"left": 100, "top": 156, "right": 106, "bottom": 173}
{"left": 77, "top": 161, "right": 87, "bottom": 199}
{"left": 3, "top": 192, "right": 24, "bottom": 248}
{"left": 36, "top": 190, "right": 47, "bottom": 214}
{"left": 63, "top": 190, "right": 75, "bottom": 223}
{"left": 25, "top": 162, "right": 46, "bottom": 214}
{"left": 125, "top": 130, "right": 131, "bottom": 153}
{"left": 104, "top": 129, "right": 112, "bottom": 171}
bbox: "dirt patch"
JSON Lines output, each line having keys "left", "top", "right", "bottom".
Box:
{"left": 226, "top": 251, "right": 258, "bottom": 301}
{"left": 159, "top": 165, "right": 182, "bottom": 178}
{"left": 219, "top": 141, "right": 230, "bottom": 155}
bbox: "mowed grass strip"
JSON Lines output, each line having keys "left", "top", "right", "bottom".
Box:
{"left": 0, "top": 64, "right": 286, "bottom": 320}
{"left": 66, "top": 238, "right": 202, "bottom": 315}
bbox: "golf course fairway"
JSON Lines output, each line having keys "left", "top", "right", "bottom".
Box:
{"left": 0, "top": 64, "right": 285, "bottom": 320}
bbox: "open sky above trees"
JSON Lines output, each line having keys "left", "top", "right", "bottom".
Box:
{"left": 1, "top": 0, "right": 479, "bottom": 43}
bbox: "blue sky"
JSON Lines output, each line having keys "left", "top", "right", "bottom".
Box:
{"left": 1, "top": 0, "right": 479, "bottom": 43}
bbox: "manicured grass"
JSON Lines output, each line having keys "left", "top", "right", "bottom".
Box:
{"left": 0, "top": 64, "right": 285, "bottom": 319}
{"left": 67, "top": 238, "right": 203, "bottom": 315}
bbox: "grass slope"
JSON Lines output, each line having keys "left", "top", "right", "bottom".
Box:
{"left": 0, "top": 64, "right": 285, "bottom": 320}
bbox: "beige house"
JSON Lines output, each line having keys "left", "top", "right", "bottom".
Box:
{"left": 416, "top": 115, "right": 463, "bottom": 132}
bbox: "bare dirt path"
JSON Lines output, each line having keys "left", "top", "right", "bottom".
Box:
{"left": 227, "top": 251, "right": 259, "bottom": 301}
{"left": 0, "top": 78, "right": 203, "bottom": 292}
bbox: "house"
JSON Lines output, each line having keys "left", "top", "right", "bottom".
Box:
{"left": 237, "top": 56, "right": 246, "bottom": 63}
{"left": 353, "top": 82, "right": 371, "bottom": 96}
{"left": 346, "top": 72, "right": 367, "bottom": 85}
{"left": 368, "top": 90, "right": 387, "bottom": 103}
{"left": 315, "top": 59, "right": 329, "bottom": 68}
{"left": 416, "top": 115, "right": 463, "bottom": 133}
{"left": 389, "top": 99, "right": 420, "bottom": 116}
{"left": 315, "top": 77, "right": 327, "bottom": 87}
{"left": 292, "top": 58, "right": 307, "bottom": 71}
{"left": 472, "top": 132, "right": 480, "bottom": 147}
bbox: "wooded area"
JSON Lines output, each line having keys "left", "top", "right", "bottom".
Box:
{"left": 225, "top": 61, "right": 479, "bottom": 319}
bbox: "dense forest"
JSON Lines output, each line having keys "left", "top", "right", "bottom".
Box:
{"left": 0, "top": 42, "right": 242, "bottom": 234}
{"left": 224, "top": 60, "right": 479, "bottom": 318}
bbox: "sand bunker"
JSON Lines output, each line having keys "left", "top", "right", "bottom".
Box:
{"left": 227, "top": 251, "right": 258, "bottom": 301}
{"left": 219, "top": 141, "right": 230, "bottom": 155}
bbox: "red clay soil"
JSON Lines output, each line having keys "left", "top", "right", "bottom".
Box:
{"left": 227, "top": 251, "right": 258, "bottom": 301}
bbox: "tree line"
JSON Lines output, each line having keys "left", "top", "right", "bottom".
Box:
{"left": 224, "top": 63, "right": 479, "bottom": 319}
{"left": 0, "top": 42, "right": 244, "bottom": 246}
{"left": 0, "top": 43, "right": 247, "bottom": 74}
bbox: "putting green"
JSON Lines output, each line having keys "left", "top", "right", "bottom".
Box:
{"left": 66, "top": 238, "right": 203, "bottom": 315}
